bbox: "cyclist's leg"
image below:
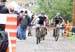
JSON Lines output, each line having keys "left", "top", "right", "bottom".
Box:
{"left": 28, "top": 26, "right": 32, "bottom": 36}
{"left": 35, "top": 24, "right": 40, "bottom": 32}
{"left": 55, "top": 28, "right": 59, "bottom": 41}
{"left": 53, "top": 23, "right": 57, "bottom": 37}
{"left": 53, "top": 28, "right": 56, "bottom": 37}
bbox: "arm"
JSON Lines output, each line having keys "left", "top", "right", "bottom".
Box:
{"left": 60, "top": 16, "right": 64, "bottom": 22}
{"left": 31, "top": 16, "right": 37, "bottom": 23}
{"left": 32, "top": 17, "right": 36, "bottom": 23}
{"left": 45, "top": 15, "right": 48, "bottom": 19}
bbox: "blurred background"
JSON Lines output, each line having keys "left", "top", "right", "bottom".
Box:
{"left": 7, "top": 0, "right": 73, "bottom": 22}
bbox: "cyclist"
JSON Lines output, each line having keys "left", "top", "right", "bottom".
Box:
{"left": 36, "top": 12, "right": 48, "bottom": 35}
{"left": 37, "top": 12, "right": 48, "bottom": 26}
{"left": 53, "top": 13, "right": 64, "bottom": 37}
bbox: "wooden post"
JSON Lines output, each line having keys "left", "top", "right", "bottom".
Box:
{"left": 73, "top": 0, "right": 75, "bottom": 26}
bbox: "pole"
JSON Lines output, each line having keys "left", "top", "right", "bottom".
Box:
{"left": 73, "top": 0, "right": 75, "bottom": 26}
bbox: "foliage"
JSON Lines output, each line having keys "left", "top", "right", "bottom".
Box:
{"left": 36, "top": 0, "right": 73, "bottom": 22}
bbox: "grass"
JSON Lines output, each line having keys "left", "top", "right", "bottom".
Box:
{"left": 68, "top": 35, "right": 75, "bottom": 42}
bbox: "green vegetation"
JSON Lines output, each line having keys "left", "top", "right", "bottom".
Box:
{"left": 68, "top": 35, "right": 75, "bottom": 42}
{"left": 35, "top": 0, "right": 73, "bottom": 22}
{"left": 8, "top": 0, "right": 73, "bottom": 22}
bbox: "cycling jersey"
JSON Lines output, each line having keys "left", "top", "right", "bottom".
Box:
{"left": 38, "top": 16, "right": 46, "bottom": 25}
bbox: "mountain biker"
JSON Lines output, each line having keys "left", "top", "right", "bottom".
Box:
{"left": 53, "top": 13, "right": 64, "bottom": 27}
{"left": 53, "top": 13, "right": 64, "bottom": 37}
{"left": 37, "top": 12, "right": 48, "bottom": 27}
{"left": 36, "top": 12, "right": 48, "bottom": 35}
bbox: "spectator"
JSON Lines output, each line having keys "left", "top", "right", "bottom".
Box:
{"left": 0, "top": 0, "right": 9, "bottom": 14}
{"left": 17, "top": 10, "right": 24, "bottom": 26}
{"left": 17, "top": 10, "right": 31, "bottom": 40}
{"left": 65, "top": 21, "right": 70, "bottom": 37}
{"left": 24, "top": 11, "right": 31, "bottom": 36}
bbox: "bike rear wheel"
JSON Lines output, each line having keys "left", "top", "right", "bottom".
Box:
{"left": 54, "top": 28, "right": 59, "bottom": 41}
{"left": 55, "top": 34, "right": 59, "bottom": 41}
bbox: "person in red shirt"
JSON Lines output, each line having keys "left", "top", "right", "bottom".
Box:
{"left": 17, "top": 10, "right": 24, "bottom": 26}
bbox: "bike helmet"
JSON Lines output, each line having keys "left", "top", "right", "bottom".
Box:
{"left": 56, "top": 13, "right": 60, "bottom": 16}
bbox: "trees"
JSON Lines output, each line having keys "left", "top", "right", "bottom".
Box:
{"left": 36, "top": 0, "right": 73, "bottom": 22}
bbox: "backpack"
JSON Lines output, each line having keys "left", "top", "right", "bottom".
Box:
{"left": 0, "top": 31, "right": 8, "bottom": 52}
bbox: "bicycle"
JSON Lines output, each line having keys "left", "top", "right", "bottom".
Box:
{"left": 36, "top": 26, "right": 47, "bottom": 44}
{"left": 53, "top": 25, "right": 60, "bottom": 41}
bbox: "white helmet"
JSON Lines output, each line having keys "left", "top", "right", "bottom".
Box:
{"left": 56, "top": 13, "right": 60, "bottom": 16}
